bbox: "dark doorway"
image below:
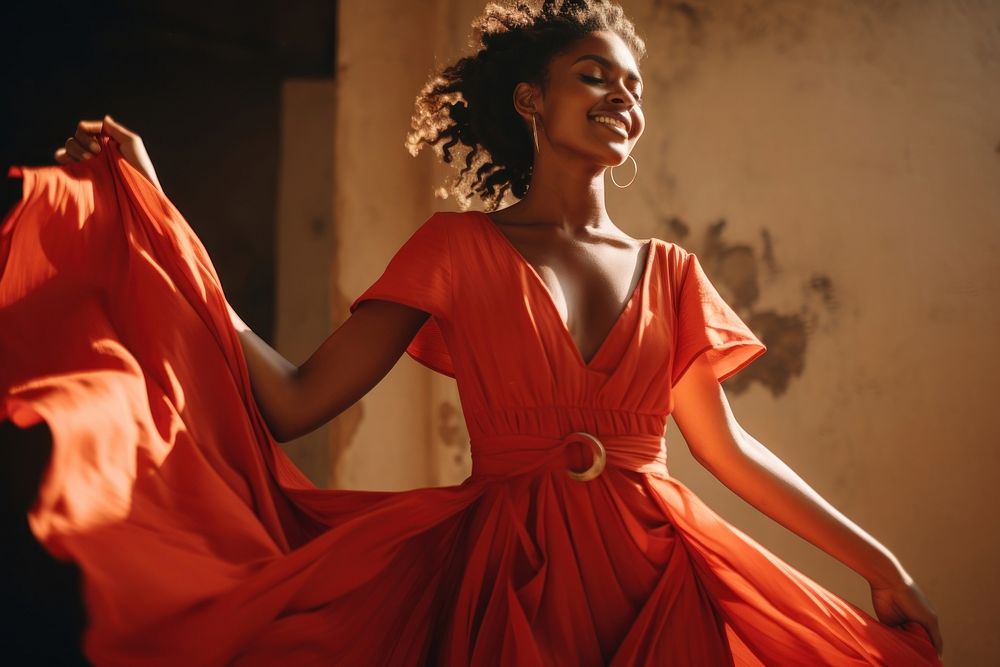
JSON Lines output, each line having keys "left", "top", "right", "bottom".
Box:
{"left": 0, "top": 2, "right": 337, "bottom": 661}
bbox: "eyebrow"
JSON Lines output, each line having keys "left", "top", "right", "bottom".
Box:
{"left": 572, "top": 54, "right": 643, "bottom": 84}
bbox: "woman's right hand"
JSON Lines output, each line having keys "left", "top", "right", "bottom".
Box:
{"left": 54, "top": 115, "right": 164, "bottom": 194}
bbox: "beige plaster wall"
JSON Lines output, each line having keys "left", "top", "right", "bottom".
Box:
{"left": 317, "top": 1, "right": 999, "bottom": 663}
{"left": 275, "top": 80, "right": 338, "bottom": 488}
{"left": 332, "top": 2, "right": 456, "bottom": 491}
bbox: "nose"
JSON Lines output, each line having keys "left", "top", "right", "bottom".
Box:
{"left": 608, "top": 83, "right": 640, "bottom": 108}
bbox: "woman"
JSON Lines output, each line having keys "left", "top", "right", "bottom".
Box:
{"left": 6, "top": 0, "right": 942, "bottom": 664}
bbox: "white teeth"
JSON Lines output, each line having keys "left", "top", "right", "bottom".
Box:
{"left": 592, "top": 116, "right": 627, "bottom": 134}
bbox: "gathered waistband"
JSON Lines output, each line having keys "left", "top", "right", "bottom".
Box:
{"left": 469, "top": 431, "right": 668, "bottom": 482}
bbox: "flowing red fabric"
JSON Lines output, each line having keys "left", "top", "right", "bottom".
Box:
{"left": 0, "top": 133, "right": 942, "bottom": 666}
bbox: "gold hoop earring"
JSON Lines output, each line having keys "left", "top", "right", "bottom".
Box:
{"left": 610, "top": 154, "right": 637, "bottom": 188}
{"left": 531, "top": 113, "right": 540, "bottom": 154}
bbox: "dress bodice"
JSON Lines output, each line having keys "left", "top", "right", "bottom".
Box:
{"left": 349, "top": 211, "right": 767, "bottom": 481}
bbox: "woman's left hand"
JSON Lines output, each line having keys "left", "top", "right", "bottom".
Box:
{"left": 870, "top": 576, "right": 943, "bottom": 659}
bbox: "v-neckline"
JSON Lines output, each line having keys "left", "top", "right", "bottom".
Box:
{"left": 475, "top": 210, "right": 656, "bottom": 372}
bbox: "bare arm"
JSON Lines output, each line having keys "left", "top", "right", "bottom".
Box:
{"left": 671, "top": 354, "right": 903, "bottom": 586}
{"left": 227, "top": 299, "right": 429, "bottom": 443}
{"left": 670, "top": 354, "right": 942, "bottom": 653}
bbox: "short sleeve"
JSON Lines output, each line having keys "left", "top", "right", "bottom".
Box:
{"left": 671, "top": 249, "right": 766, "bottom": 386}
{"left": 349, "top": 213, "right": 455, "bottom": 378}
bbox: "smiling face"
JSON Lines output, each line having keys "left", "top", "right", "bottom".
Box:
{"left": 521, "top": 30, "right": 645, "bottom": 167}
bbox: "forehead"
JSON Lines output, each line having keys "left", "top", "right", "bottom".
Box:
{"left": 556, "top": 31, "right": 642, "bottom": 81}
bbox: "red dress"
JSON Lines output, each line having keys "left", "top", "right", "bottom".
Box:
{"left": 0, "top": 134, "right": 941, "bottom": 666}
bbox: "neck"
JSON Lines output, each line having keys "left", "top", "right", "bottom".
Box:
{"left": 507, "top": 149, "right": 614, "bottom": 235}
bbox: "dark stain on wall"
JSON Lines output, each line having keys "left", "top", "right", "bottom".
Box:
{"left": 653, "top": 1, "right": 707, "bottom": 34}
{"left": 657, "top": 215, "right": 834, "bottom": 398}
{"left": 664, "top": 214, "right": 692, "bottom": 242}
{"left": 437, "top": 400, "right": 469, "bottom": 467}
{"left": 648, "top": 0, "right": 908, "bottom": 77}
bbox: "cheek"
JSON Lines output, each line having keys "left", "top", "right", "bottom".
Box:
{"left": 546, "top": 105, "right": 590, "bottom": 140}
{"left": 632, "top": 113, "right": 646, "bottom": 140}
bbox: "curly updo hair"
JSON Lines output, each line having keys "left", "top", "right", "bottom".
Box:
{"left": 405, "top": 0, "right": 646, "bottom": 212}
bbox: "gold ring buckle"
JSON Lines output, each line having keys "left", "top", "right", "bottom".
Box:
{"left": 564, "top": 431, "right": 607, "bottom": 481}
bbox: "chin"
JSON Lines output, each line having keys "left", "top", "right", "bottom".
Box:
{"left": 564, "top": 137, "right": 632, "bottom": 168}
{"left": 599, "top": 146, "right": 633, "bottom": 166}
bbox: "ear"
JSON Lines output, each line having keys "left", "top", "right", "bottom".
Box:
{"left": 512, "top": 81, "right": 542, "bottom": 123}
